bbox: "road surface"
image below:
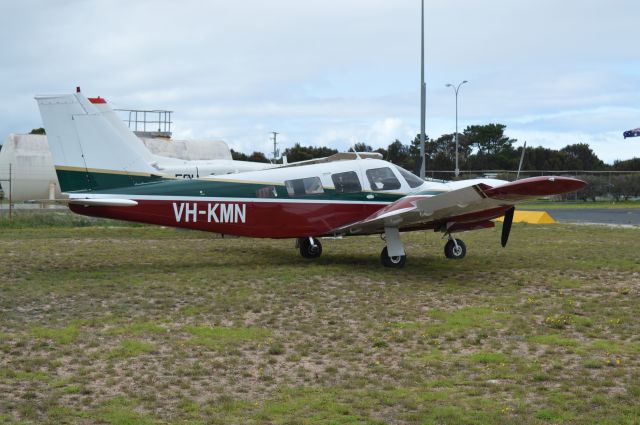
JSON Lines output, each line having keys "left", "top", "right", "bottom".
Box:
{"left": 545, "top": 208, "right": 640, "bottom": 225}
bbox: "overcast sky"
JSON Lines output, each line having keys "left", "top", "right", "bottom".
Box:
{"left": 0, "top": 0, "right": 638, "bottom": 163}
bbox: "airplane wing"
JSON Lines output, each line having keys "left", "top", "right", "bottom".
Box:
{"left": 331, "top": 176, "right": 586, "bottom": 236}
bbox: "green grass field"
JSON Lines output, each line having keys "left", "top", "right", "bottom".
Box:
{"left": 1, "top": 212, "right": 639, "bottom": 424}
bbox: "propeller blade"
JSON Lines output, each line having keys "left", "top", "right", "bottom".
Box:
{"left": 501, "top": 207, "right": 515, "bottom": 247}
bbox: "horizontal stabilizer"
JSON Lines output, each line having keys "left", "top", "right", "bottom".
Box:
{"left": 68, "top": 198, "right": 138, "bottom": 207}
{"left": 27, "top": 198, "right": 138, "bottom": 207}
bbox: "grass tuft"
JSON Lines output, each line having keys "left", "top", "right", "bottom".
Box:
{"left": 184, "top": 326, "right": 271, "bottom": 349}
{"left": 108, "top": 340, "right": 156, "bottom": 359}
{"left": 31, "top": 325, "right": 79, "bottom": 345}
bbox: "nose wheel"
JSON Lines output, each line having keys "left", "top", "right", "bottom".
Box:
{"left": 298, "top": 237, "right": 322, "bottom": 259}
{"left": 444, "top": 238, "right": 466, "bottom": 260}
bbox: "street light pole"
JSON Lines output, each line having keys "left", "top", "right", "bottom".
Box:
{"left": 445, "top": 80, "right": 468, "bottom": 178}
{"left": 419, "top": 0, "right": 426, "bottom": 179}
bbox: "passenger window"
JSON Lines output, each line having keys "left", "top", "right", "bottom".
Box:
{"left": 366, "top": 167, "right": 401, "bottom": 191}
{"left": 285, "top": 177, "right": 324, "bottom": 196}
{"left": 256, "top": 186, "right": 278, "bottom": 198}
{"left": 331, "top": 171, "right": 362, "bottom": 194}
{"left": 395, "top": 165, "right": 424, "bottom": 189}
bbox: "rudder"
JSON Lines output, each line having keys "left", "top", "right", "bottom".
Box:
{"left": 36, "top": 93, "right": 161, "bottom": 193}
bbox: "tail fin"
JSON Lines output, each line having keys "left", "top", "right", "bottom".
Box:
{"left": 35, "top": 93, "right": 161, "bottom": 193}
{"left": 89, "top": 97, "right": 156, "bottom": 164}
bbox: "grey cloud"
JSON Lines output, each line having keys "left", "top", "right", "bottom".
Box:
{"left": 0, "top": 0, "right": 638, "bottom": 163}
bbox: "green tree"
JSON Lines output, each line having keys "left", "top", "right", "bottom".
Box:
{"left": 613, "top": 157, "right": 640, "bottom": 171}
{"left": 560, "top": 143, "right": 606, "bottom": 170}
{"left": 230, "top": 149, "right": 248, "bottom": 161}
{"left": 247, "top": 151, "right": 270, "bottom": 163}
{"left": 282, "top": 143, "right": 338, "bottom": 163}
{"left": 463, "top": 124, "right": 516, "bottom": 169}
{"left": 350, "top": 142, "right": 373, "bottom": 152}
{"left": 386, "top": 139, "right": 415, "bottom": 170}
{"left": 30, "top": 127, "right": 46, "bottom": 135}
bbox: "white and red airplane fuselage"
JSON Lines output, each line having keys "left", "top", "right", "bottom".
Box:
{"left": 37, "top": 92, "right": 586, "bottom": 267}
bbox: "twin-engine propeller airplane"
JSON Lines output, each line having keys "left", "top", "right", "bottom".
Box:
{"left": 36, "top": 92, "right": 586, "bottom": 268}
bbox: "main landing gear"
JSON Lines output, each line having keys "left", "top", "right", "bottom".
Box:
{"left": 296, "top": 231, "right": 466, "bottom": 267}
{"left": 378, "top": 227, "right": 468, "bottom": 268}
{"left": 380, "top": 246, "right": 406, "bottom": 268}
{"left": 444, "top": 237, "right": 466, "bottom": 260}
{"left": 297, "top": 237, "right": 322, "bottom": 259}
{"left": 380, "top": 227, "right": 407, "bottom": 268}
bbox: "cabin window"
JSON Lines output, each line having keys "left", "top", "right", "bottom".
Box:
{"left": 366, "top": 167, "right": 401, "bottom": 191}
{"left": 256, "top": 186, "right": 278, "bottom": 198}
{"left": 395, "top": 165, "right": 424, "bottom": 188}
{"left": 285, "top": 176, "right": 324, "bottom": 196}
{"left": 331, "top": 171, "right": 362, "bottom": 194}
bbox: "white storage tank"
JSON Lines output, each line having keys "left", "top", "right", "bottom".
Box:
{"left": 0, "top": 134, "right": 60, "bottom": 201}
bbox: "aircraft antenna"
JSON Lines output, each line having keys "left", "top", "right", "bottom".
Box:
{"left": 516, "top": 141, "right": 527, "bottom": 180}
{"left": 350, "top": 143, "right": 362, "bottom": 159}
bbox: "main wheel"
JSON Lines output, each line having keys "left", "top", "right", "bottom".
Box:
{"left": 298, "top": 237, "right": 322, "bottom": 259}
{"left": 444, "top": 238, "right": 466, "bottom": 260}
{"left": 380, "top": 246, "right": 406, "bottom": 268}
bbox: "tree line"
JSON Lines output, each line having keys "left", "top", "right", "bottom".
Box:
{"left": 24, "top": 125, "right": 639, "bottom": 201}
{"left": 231, "top": 123, "right": 640, "bottom": 201}
{"left": 234, "top": 123, "right": 638, "bottom": 174}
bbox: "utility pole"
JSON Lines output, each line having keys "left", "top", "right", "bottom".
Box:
{"left": 419, "top": 0, "right": 426, "bottom": 179}
{"left": 271, "top": 131, "right": 279, "bottom": 164}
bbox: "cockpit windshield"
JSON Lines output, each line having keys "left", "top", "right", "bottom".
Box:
{"left": 394, "top": 166, "right": 425, "bottom": 188}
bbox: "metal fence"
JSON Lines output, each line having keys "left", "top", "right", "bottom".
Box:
{"left": 426, "top": 169, "right": 640, "bottom": 180}
{"left": 428, "top": 169, "right": 640, "bottom": 201}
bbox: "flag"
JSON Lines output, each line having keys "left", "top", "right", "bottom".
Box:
{"left": 623, "top": 128, "right": 640, "bottom": 139}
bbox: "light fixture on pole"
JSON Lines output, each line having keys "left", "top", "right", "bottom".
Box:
{"left": 445, "top": 80, "right": 468, "bottom": 177}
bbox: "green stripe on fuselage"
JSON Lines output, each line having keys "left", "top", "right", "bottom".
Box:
{"left": 56, "top": 168, "right": 165, "bottom": 192}
{"left": 56, "top": 169, "right": 415, "bottom": 202}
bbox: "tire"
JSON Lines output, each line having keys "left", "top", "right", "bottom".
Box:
{"left": 299, "top": 237, "right": 322, "bottom": 259}
{"left": 444, "top": 238, "right": 466, "bottom": 260}
{"left": 380, "top": 246, "right": 406, "bottom": 268}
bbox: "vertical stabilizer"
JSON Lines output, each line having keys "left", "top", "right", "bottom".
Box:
{"left": 89, "top": 97, "right": 155, "bottom": 164}
{"left": 36, "top": 93, "right": 161, "bottom": 192}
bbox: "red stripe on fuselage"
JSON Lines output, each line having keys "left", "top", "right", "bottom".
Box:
{"left": 69, "top": 200, "right": 384, "bottom": 238}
